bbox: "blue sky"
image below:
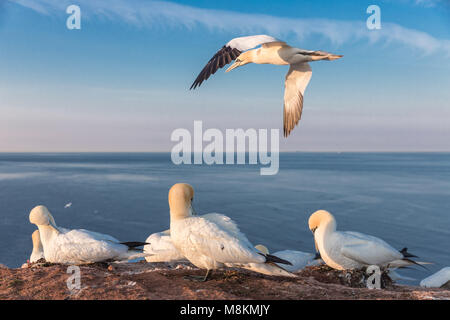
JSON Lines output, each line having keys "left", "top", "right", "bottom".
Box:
{"left": 0, "top": 0, "right": 449, "bottom": 151}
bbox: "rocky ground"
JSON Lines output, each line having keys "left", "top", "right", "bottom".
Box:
{"left": 0, "top": 261, "right": 449, "bottom": 300}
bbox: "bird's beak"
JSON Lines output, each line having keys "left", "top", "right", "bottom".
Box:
{"left": 311, "top": 228, "right": 319, "bottom": 252}
{"left": 49, "top": 220, "right": 60, "bottom": 233}
{"left": 226, "top": 61, "right": 241, "bottom": 72}
{"left": 190, "top": 204, "right": 197, "bottom": 216}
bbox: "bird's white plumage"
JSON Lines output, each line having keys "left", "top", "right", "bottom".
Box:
{"left": 144, "top": 230, "right": 186, "bottom": 263}
{"left": 226, "top": 35, "right": 281, "bottom": 51}
{"left": 171, "top": 213, "right": 265, "bottom": 271}
{"left": 311, "top": 211, "right": 414, "bottom": 270}
{"left": 29, "top": 206, "right": 148, "bottom": 264}
{"left": 271, "top": 250, "right": 319, "bottom": 273}
{"left": 420, "top": 267, "right": 450, "bottom": 288}
{"left": 42, "top": 228, "right": 146, "bottom": 264}
{"left": 191, "top": 34, "right": 342, "bottom": 137}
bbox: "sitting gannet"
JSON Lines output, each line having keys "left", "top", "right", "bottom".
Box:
{"left": 144, "top": 230, "right": 186, "bottom": 263}
{"left": 190, "top": 35, "right": 343, "bottom": 137}
{"left": 29, "top": 205, "right": 149, "bottom": 264}
{"left": 168, "top": 183, "right": 292, "bottom": 281}
{"left": 30, "top": 230, "right": 45, "bottom": 263}
{"left": 420, "top": 267, "right": 450, "bottom": 289}
{"left": 143, "top": 230, "right": 295, "bottom": 277}
{"left": 308, "top": 210, "right": 424, "bottom": 270}
{"left": 254, "top": 244, "right": 321, "bottom": 273}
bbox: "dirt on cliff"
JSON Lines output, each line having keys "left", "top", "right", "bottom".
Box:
{"left": 0, "top": 261, "right": 448, "bottom": 300}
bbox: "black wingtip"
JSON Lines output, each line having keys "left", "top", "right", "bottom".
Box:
{"left": 259, "top": 253, "right": 293, "bottom": 266}
{"left": 400, "top": 247, "right": 418, "bottom": 258}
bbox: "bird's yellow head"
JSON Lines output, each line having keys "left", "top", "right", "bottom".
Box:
{"left": 168, "top": 183, "right": 195, "bottom": 220}
{"left": 308, "top": 210, "right": 334, "bottom": 234}
{"left": 29, "top": 205, "right": 58, "bottom": 229}
{"left": 226, "top": 51, "right": 252, "bottom": 72}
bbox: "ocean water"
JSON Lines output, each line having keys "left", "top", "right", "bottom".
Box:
{"left": 0, "top": 152, "right": 449, "bottom": 285}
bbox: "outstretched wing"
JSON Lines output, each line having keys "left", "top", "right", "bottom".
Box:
{"left": 190, "top": 35, "right": 282, "bottom": 89}
{"left": 283, "top": 62, "right": 312, "bottom": 137}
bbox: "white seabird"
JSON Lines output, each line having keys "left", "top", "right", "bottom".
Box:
{"left": 190, "top": 34, "right": 343, "bottom": 137}
{"left": 143, "top": 230, "right": 296, "bottom": 277}
{"left": 308, "top": 210, "right": 425, "bottom": 270}
{"left": 144, "top": 230, "right": 186, "bottom": 263}
{"left": 254, "top": 244, "right": 321, "bottom": 273}
{"left": 29, "top": 205, "right": 150, "bottom": 264}
{"left": 420, "top": 267, "right": 450, "bottom": 289}
{"left": 168, "top": 183, "right": 292, "bottom": 281}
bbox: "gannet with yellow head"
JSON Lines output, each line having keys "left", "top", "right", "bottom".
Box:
{"left": 168, "top": 183, "right": 292, "bottom": 281}
{"left": 190, "top": 35, "right": 343, "bottom": 137}
{"left": 308, "top": 210, "right": 425, "bottom": 270}
{"left": 29, "top": 205, "right": 150, "bottom": 264}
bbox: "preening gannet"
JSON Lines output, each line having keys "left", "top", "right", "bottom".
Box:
{"left": 190, "top": 35, "right": 343, "bottom": 137}
{"left": 30, "top": 230, "right": 45, "bottom": 263}
{"left": 308, "top": 210, "right": 425, "bottom": 270}
{"left": 29, "top": 205, "right": 149, "bottom": 264}
{"left": 168, "top": 183, "right": 292, "bottom": 281}
{"left": 144, "top": 230, "right": 186, "bottom": 263}
{"left": 420, "top": 267, "right": 450, "bottom": 289}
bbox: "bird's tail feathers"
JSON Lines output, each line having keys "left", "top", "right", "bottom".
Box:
{"left": 120, "top": 241, "right": 149, "bottom": 250}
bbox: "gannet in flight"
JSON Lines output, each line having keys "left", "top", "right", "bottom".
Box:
{"left": 420, "top": 267, "right": 450, "bottom": 289}
{"left": 168, "top": 183, "right": 292, "bottom": 281}
{"left": 190, "top": 35, "right": 342, "bottom": 137}
{"left": 29, "top": 205, "right": 149, "bottom": 264}
{"left": 308, "top": 210, "right": 425, "bottom": 270}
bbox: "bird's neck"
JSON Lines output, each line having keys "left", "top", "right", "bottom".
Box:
{"left": 316, "top": 217, "right": 337, "bottom": 244}
{"left": 37, "top": 225, "right": 59, "bottom": 247}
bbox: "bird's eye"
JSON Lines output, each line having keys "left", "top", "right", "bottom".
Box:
{"left": 236, "top": 59, "right": 241, "bottom": 62}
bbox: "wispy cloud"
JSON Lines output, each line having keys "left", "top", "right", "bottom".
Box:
{"left": 7, "top": 0, "right": 450, "bottom": 55}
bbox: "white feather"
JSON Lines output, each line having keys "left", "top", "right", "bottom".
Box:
{"left": 226, "top": 35, "right": 281, "bottom": 51}
{"left": 171, "top": 213, "right": 265, "bottom": 271}
{"left": 144, "top": 230, "right": 186, "bottom": 263}
{"left": 420, "top": 267, "right": 450, "bottom": 288}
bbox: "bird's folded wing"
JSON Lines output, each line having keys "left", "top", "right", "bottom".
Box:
{"left": 283, "top": 62, "right": 312, "bottom": 137}
{"left": 339, "top": 233, "right": 402, "bottom": 266}
{"left": 186, "top": 217, "right": 264, "bottom": 264}
{"left": 202, "top": 213, "right": 241, "bottom": 238}
{"left": 190, "top": 35, "right": 282, "bottom": 89}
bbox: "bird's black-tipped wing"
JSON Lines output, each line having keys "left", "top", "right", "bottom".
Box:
{"left": 190, "top": 46, "right": 241, "bottom": 90}
{"left": 190, "top": 35, "right": 281, "bottom": 90}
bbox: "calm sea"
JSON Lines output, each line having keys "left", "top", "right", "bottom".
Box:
{"left": 0, "top": 153, "right": 449, "bottom": 284}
